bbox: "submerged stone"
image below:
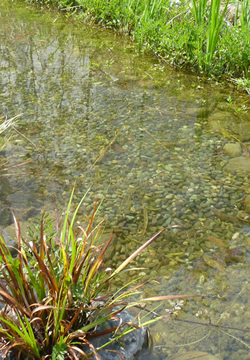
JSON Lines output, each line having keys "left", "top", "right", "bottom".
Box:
{"left": 223, "top": 143, "right": 241, "bottom": 157}
{"left": 244, "top": 195, "right": 250, "bottom": 213}
{"left": 224, "top": 156, "right": 250, "bottom": 172}
{"left": 86, "top": 309, "right": 150, "bottom": 360}
{"left": 209, "top": 117, "right": 250, "bottom": 142}
{"left": 0, "top": 203, "right": 12, "bottom": 226}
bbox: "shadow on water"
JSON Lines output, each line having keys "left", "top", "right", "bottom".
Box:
{"left": 0, "top": 0, "right": 249, "bottom": 359}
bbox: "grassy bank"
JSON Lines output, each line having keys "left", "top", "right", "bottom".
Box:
{"left": 27, "top": 0, "right": 250, "bottom": 92}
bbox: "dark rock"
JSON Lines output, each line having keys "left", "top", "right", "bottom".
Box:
{"left": 85, "top": 309, "right": 151, "bottom": 360}
{"left": 0, "top": 204, "right": 12, "bottom": 226}
{"left": 0, "top": 176, "right": 12, "bottom": 196}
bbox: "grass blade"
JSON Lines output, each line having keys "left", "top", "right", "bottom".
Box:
{"left": 109, "top": 228, "right": 165, "bottom": 279}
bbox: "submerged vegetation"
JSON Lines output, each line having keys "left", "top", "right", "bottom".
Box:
{"left": 0, "top": 114, "right": 22, "bottom": 151}
{"left": 26, "top": 0, "right": 250, "bottom": 92}
{"left": 0, "top": 189, "right": 203, "bottom": 359}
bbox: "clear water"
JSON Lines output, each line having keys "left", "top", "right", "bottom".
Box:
{"left": 0, "top": 1, "right": 249, "bottom": 359}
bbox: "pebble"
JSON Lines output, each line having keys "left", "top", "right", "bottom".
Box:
{"left": 223, "top": 142, "right": 242, "bottom": 157}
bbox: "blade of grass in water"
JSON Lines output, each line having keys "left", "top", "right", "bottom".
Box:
{"left": 109, "top": 228, "right": 165, "bottom": 279}
{"left": 0, "top": 114, "right": 22, "bottom": 134}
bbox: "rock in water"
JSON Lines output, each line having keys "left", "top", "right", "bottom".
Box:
{"left": 244, "top": 195, "right": 250, "bottom": 213}
{"left": 225, "top": 157, "right": 250, "bottom": 172}
{"left": 86, "top": 309, "right": 150, "bottom": 360}
{"left": 223, "top": 143, "right": 241, "bottom": 157}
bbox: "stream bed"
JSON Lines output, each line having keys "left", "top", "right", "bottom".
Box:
{"left": 0, "top": 1, "right": 250, "bottom": 359}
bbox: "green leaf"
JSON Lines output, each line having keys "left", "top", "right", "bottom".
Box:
{"left": 52, "top": 342, "right": 67, "bottom": 360}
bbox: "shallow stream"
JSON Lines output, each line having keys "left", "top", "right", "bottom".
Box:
{"left": 0, "top": 1, "right": 250, "bottom": 359}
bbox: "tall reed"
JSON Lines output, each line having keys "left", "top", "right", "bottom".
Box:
{"left": 189, "top": 0, "right": 208, "bottom": 25}
{"left": 239, "top": 0, "right": 250, "bottom": 26}
{"left": 206, "top": 0, "right": 229, "bottom": 69}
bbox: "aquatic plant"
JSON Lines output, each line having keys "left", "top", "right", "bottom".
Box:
{"left": 0, "top": 189, "right": 203, "bottom": 359}
{"left": 0, "top": 116, "right": 16, "bottom": 136}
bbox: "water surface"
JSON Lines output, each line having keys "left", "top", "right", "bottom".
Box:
{"left": 0, "top": 1, "right": 249, "bottom": 359}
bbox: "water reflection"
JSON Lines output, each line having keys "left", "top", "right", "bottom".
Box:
{"left": 0, "top": 1, "right": 249, "bottom": 359}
